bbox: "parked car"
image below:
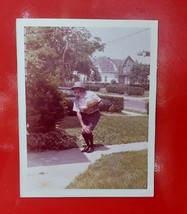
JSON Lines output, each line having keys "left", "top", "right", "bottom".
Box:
{"left": 59, "top": 86, "right": 76, "bottom": 116}
{"left": 59, "top": 86, "right": 112, "bottom": 116}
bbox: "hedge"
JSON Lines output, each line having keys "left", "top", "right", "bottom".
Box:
{"left": 106, "top": 85, "right": 125, "bottom": 94}
{"left": 99, "top": 95, "right": 124, "bottom": 113}
{"left": 63, "top": 82, "right": 101, "bottom": 92}
{"left": 27, "top": 128, "right": 78, "bottom": 152}
{"left": 125, "top": 86, "right": 144, "bottom": 96}
{"left": 145, "top": 100, "right": 149, "bottom": 114}
{"left": 84, "top": 83, "right": 101, "bottom": 92}
{"left": 105, "top": 84, "right": 145, "bottom": 96}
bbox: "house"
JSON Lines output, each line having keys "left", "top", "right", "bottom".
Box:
{"left": 96, "top": 57, "right": 123, "bottom": 83}
{"left": 96, "top": 56, "right": 133, "bottom": 84}
{"left": 118, "top": 56, "right": 134, "bottom": 84}
{"left": 96, "top": 54, "right": 150, "bottom": 85}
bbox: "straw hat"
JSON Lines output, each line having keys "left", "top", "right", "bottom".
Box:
{"left": 71, "top": 82, "right": 86, "bottom": 90}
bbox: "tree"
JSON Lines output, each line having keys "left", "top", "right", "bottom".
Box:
{"left": 25, "top": 27, "right": 105, "bottom": 83}
{"left": 90, "top": 70, "right": 101, "bottom": 82}
{"left": 25, "top": 27, "right": 105, "bottom": 133}
{"left": 128, "top": 61, "right": 150, "bottom": 88}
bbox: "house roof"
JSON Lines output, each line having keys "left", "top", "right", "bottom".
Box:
{"left": 123, "top": 56, "right": 133, "bottom": 64}
{"left": 96, "top": 57, "right": 123, "bottom": 74}
{"left": 96, "top": 55, "right": 150, "bottom": 74}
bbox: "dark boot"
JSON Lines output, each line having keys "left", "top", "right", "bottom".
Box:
{"left": 81, "top": 145, "right": 90, "bottom": 152}
{"left": 86, "top": 132, "right": 94, "bottom": 153}
{"left": 81, "top": 133, "right": 90, "bottom": 152}
{"left": 87, "top": 146, "right": 94, "bottom": 153}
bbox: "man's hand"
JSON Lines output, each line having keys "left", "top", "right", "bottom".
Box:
{"left": 82, "top": 125, "right": 90, "bottom": 133}
{"left": 80, "top": 105, "right": 88, "bottom": 111}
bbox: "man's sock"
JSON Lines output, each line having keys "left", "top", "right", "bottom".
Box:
{"left": 87, "top": 132, "right": 94, "bottom": 147}
{"left": 82, "top": 132, "right": 90, "bottom": 147}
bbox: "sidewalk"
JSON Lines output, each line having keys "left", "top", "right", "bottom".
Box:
{"left": 122, "top": 110, "right": 146, "bottom": 116}
{"left": 26, "top": 142, "right": 148, "bottom": 193}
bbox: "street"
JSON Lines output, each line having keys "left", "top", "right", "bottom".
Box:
{"left": 124, "top": 97, "right": 147, "bottom": 113}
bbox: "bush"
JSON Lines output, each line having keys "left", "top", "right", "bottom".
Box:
{"left": 99, "top": 99, "right": 112, "bottom": 112}
{"left": 84, "top": 83, "right": 101, "bottom": 91}
{"left": 27, "top": 128, "right": 78, "bottom": 152}
{"left": 63, "top": 82, "right": 74, "bottom": 87}
{"left": 125, "top": 86, "right": 144, "bottom": 96}
{"left": 145, "top": 100, "right": 149, "bottom": 114}
{"left": 111, "top": 79, "right": 117, "bottom": 85}
{"left": 106, "top": 85, "right": 125, "bottom": 94}
{"left": 99, "top": 82, "right": 110, "bottom": 88}
{"left": 26, "top": 79, "right": 65, "bottom": 133}
{"left": 99, "top": 95, "right": 124, "bottom": 113}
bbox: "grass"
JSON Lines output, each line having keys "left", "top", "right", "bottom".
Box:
{"left": 66, "top": 150, "right": 147, "bottom": 189}
{"left": 60, "top": 114, "right": 148, "bottom": 189}
{"left": 60, "top": 114, "right": 148, "bottom": 147}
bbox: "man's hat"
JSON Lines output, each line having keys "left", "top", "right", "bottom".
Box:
{"left": 71, "top": 82, "right": 86, "bottom": 90}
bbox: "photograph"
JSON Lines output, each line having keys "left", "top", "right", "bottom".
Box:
{"left": 16, "top": 18, "right": 158, "bottom": 197}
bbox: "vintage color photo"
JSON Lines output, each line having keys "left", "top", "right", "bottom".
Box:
{"left": 16, "top": 19, "right": 158, "bottom": 197}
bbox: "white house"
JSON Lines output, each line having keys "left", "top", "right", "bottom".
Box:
{"left": 96, "top": 57, "right": 122, "bottom": 83}
{"left": 96, "top": 54, "right": 150, "bottom": 84}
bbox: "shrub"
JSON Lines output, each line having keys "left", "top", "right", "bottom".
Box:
{"left": 111, "top": 79, "right": 117, "bottom": 85}
{"left": 99, "top": 95, "right": 124, "bottom": 113}
{"left": 125, "top": 86, "right": 144, "bottom": 96}
{"left": 27, "top": 128, "right": 78, "bottom": 152}
{"left": 99, "top": 99, "right": 112, "bottom": 112}
{"left": 99, "top": 82, "right": 110, "bottom": 88}
{"left": 63, "top": 82, "right": 74, "bottom": 87}
{"left": 106, "top": 85, "right": 125, "bottom": 94}
{"left": 145, "top": 100, "right": 149, "bottom": 114}
{"left": 84, "top": 83, "right": 101, "bottom": 91}
{"left": 26, "top": 79, "right": 65, "bottom": 133}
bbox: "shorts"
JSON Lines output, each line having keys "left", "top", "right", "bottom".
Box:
{"left": 81, "top": 111, "right": 100, "bottom": 131}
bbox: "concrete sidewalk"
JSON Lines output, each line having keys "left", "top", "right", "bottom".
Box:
{"left": 27, "top": 142, "right": 148, "bottom": 193}
{"left": 122, "top": 110, "right": 145, "bottom": 116}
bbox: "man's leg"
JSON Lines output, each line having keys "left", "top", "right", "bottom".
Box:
{"left": 86, "top": 132, "right": 94, "bottom": 153}
{"left": 81, "top": 132, "right": 90, "bottom": 152}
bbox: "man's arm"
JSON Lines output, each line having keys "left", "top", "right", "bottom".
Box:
{"left": 76, "top": 111, "right": 90, "bottom": 133}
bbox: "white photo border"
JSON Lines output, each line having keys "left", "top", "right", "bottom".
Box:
{"left": 16, "top": 18, "right": 158, "bottom": 198}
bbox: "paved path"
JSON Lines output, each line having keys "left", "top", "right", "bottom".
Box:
{"left": 26, "top": 142, "right": 148, "bottom": 194}
{"left": 122, "top": 110, "right": 145, "bottom": 116}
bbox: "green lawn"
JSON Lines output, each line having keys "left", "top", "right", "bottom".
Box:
{"left": 66, "top": 150, "right": 147, "bottom": 189}
{"left": 60, "top": 114, "right": 148, "bottom": 147}
{"left": 60, "top": 114, "right": 149, "bottom": 189}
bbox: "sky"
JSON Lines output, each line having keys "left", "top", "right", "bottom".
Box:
{"left": 87, "top": 27, "right": 151, "bottom": 60}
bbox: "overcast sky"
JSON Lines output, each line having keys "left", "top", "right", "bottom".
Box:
{"left": 87, "top": 27, "right": 151, "bottom": 60}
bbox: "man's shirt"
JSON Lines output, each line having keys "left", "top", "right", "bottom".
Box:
{"left": 73, "top": 91, "right": 101, "bottom": 114}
